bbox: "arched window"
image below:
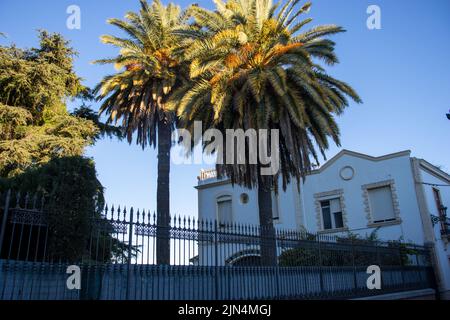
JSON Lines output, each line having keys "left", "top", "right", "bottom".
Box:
{"left": 225, "top": 249, "right": 261, "bottom": 266}
{"left": 217, "top": 195, "right": 232, "bottom": 227}
{"left": 231, "top": 255, "right": 261, "bottom": 266}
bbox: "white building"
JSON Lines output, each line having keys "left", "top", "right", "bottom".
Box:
{"left": 196, "top": 149, "right": 450, "bottom": 294}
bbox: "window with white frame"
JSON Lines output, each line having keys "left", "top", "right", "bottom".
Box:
{"left": 320, "top": 198, "right": 344, "bottom": 230}
{"left": 217, "top": 195, "right": 232, "bottom": 227}
{"left": 367, "top": 186, "right": 396, "bottom": 223}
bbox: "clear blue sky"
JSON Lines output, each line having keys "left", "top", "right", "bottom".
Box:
{"left": 0, "top": 0, "right": 449, "bottom": 217}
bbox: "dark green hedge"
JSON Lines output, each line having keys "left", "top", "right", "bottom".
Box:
{"left": 0, "top": 156, "right": 133, "bottom": 263}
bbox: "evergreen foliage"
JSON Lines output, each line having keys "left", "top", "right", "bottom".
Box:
{"left": 0, "top": 31, "right": 98, "bottom": 178}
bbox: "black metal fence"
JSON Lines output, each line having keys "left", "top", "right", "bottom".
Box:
{"left": 0, "top": 190, "right": 437, "bottom": 300}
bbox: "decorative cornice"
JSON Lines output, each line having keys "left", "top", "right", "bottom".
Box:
{"left": 367, "top": 219, "right": 402, "bottom": 229}
{"left": 318, "top": 227, "right": 349, "bottom": 235}
{"left": 195, "top": 179, "right": 231, "bottom": 190}
{"left": 197, "top": 150, "right": 413, "bottom": 188}
{"left": 414, "top": 158, "right": 450, "bottom": 184}
{"left": 314, "top": 189, "right": 344, "bottom": 199}
{"left": 309, "top": 150, "right": 411, "bottom": 176}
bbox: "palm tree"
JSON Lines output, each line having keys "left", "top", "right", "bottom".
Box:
{"left": 94, "top": 0, "right": 189, "bottom": 265}
{"left": 169, "top": 0, "right": 362, "bottom": 265}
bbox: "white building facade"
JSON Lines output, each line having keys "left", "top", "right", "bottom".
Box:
{"left": 196, "top": 150, "right": 450, "bottom": 294}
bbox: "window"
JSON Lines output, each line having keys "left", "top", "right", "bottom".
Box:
{"left": 368, "top": 186, "right": 396, "bottom": 223}
{"left": 240, "top": 193, "right": 249, "bottom": 204}
{"left": 320, "top": 198, "right": 344, "bottom": 230}
{"left": 217, "top": 195, "right": 232, "bottom": 227}
{"left": 433, "top": 188, "right": 447, "bottom": 231}
{"left": 433, "top": 188, "right": 443, "bottom": 214}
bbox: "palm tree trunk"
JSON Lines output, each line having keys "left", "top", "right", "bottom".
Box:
{"left": 156, "top": 119, "right": 171, "bottom": 265}
{"left": 257, "top": 172, "right": 277, "bottom": 266}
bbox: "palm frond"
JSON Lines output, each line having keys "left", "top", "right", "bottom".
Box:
{"left": 169, "top": 0, "right": 361, "bottom": 191}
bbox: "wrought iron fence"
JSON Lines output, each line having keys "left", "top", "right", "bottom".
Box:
{"left": 0, "top": 189, "right": 438, "bottom": 300}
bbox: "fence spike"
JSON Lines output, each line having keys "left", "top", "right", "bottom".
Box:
{"left": 38, "top": 194, "right": 45, "bottom": 211}
{"left": 31, "top": 193, "right": 38, "bottom": 210}
{"left": 143, "top": 210, "right": 147, "bottom": 224}
{"left": 121, "top": 206, "right": 126, "bottom": 221}
{"left": 24, "top": 192, "right": 30, "bottom": 208}
{"left": 15, "top": 191, "right": 21, "bottom": 208}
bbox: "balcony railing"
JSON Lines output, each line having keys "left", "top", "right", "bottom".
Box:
{"left": 431, "top": 206, "right": 450, "bottom": 239}
{"left": 198, "top": 169, "right": 217, "bottom": 181}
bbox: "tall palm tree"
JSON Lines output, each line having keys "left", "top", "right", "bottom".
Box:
{"left": 94, "top": 0, "right": 189, "bottom": 265}
{"left": 169, "top": 0, "right": 362, "bottom": 265}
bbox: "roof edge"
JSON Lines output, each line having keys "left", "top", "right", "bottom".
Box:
{"left": 413, "top": 158, "right": 450, "bottom": 184}
{"left": 309, "top": 149, "right": 412, "bottom": 175}
{"left": 196, "top": 149, "right": 413, "bottom": 188}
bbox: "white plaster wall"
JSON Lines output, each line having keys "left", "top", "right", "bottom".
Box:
{"left": 275, "top": 179, "right": 301, "bottom": 230}
{"left": 300, "top": 153, "right": 425, "bottom": 244}
{"left": 195, "top": 152, "right": 450, "bottom": 291}
{"left": 197, "top": 177, "right": 300, "bottom": 231}
{"left": 197, "top": 178, "right": 259, "bottom": 225}
{"left": 418, "top": 168, "right": 450, "bottom": 292}
{"left": 198, "top": 154, "right": 427, "bottom": 243}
